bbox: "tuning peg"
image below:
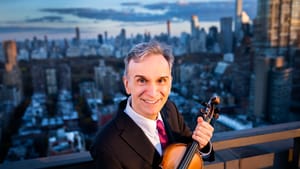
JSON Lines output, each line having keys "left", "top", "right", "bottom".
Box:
{"left": 210, "top": 96, "right": 220, "bottom": 105}
{"left": 213, "top": 113, "right": 219, "bottom": 119}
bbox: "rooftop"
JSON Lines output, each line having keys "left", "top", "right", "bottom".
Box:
{"left": 1, "top": 121, "right": 299, "bottom": 169}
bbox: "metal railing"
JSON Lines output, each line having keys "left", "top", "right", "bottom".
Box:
{"left": 1, "top": 121, "right": 300, "bottom": 169}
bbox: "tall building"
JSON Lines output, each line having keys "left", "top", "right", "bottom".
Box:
{"left": 189, "top": 15, "right": 207, "bottom": 53}
{"left": 249, "top": 56, "right": 293, "bottom": 124}
{"left": 104, "top": 31, "right": 108, "bottom": 43}
{"left": 31, "top": 62, "right": 71, "bottom": 95}
{"left": 1, "top": 40, "right": 23, "bottom": 116}
{"left": 167, "top": 20, "right": 171, "bottom": 38}
{"left": 220, "top": 17, "right": 233, "bottom": 53}
{"left": 75, "top": 27, "right": 80, "bottom": 42}
{"left": 3, "top": 40, "right": 17, "bottom": 70}
{"left": 207, "top": 26, "right": 220, "bottom": 52}
{"left": 254, "top": 0, "right": 300, "bottom": 55}
{"left": 251, "top": 56, "right": 269, "bottom": 121}
{"left": 235, "top": 0, "right": 243, "bottom": 24}
{"left": 45, "top": 68, "right": 58, "bottom": 95}
{"left": 120, "top": 28, "right": 126, "bottom": 40}
{"left": 268, "top": 62, "right": 293, "bottom": 123}
{"left": 190, "top": 28, "right": 207, "bottom": 53}
{"left": 2, "top": 41, "right": 23, "bottom": 100}
{"left": 235, "top": 0, "right": 243, "bottom": 44}
{"left": 253, "top": 0, "right": 300, "bottom": 120}
{"left": 73, "top": 27, "right": 80, "bottom": 45}
{"left": 94, "top": 60, "right": 122, "bottom": 102}
{"left": 191, "top": 15, "right": 199, "bottom": 38}
{"left": 240, "top": 11, "right": 252, "bottom": 37}
{"left": 98, "top": 34, "right": 103, "bottom": 44}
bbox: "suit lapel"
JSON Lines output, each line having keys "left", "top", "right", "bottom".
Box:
{"left": 115, "top": 111, "right": 161, "bottom": 165}
{"left": 161, "top": 104, "right": 175, "bottom": 144}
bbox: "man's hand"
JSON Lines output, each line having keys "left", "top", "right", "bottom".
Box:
{"left": 192, "top": 117, "right": 214, "bottom": 149}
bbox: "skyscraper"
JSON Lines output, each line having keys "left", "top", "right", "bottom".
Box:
{"left": 2, "top": 41, "right": 21, "bottom": 86}
{"left": 3, "top": 40, "right": 17, "bottom": 71}
{"left": 45, "top": 68, "right": 58, "bottom": 95}
{"left": 254, "top": 0, "right": 300, "bottom": 53}
{"left": 235, "top": 0, "right": 243, "bottom": 21}
{"left": 191, "top": 15, "right": 199, "bottom": 38}
{"left": 75, "top": 27, "right": 80, "bottom": 42}
{"left": 249, "top": 56, "right": 293, "bottom": 124}
{"left": 235, "top": 0, "right": 243, "bottom": 45}
{"left": 253, "top": 0, "right": 300, "bottom": 119}
{"left": 1, "top": 40, "right": 23, "bottom": 106}
{"left": 220, "top": 17, "right": 233, "bottom": 53}
{"left": 167, "top": 20, "right": 171, "bottom": 38}
{"left": 268, "top": 61, "right": 293, "bottom": 123}
{"left": 98, "top": 34, "right": 103, "bottom": 44}
{"left": 74, "top": 27, "right": 80, "bottom": 45}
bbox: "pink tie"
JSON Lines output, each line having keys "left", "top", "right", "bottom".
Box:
{"left": 157, "top": 120, "right": 168, "bottom": 150}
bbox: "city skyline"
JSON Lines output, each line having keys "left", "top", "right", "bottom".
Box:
{"left": 1, "top": 1, "right": 300, "bottom": 167}
{"left": 0, "top": 0, "right": 256, "bottom": 41}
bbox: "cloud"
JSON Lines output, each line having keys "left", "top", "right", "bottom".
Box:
{"left": 39, "top": 1, "right": 256, "bottom": 23}
{"left": 41, "top": 8, "right": 164, "bottom": 22}
{"left": 0, "top": 0, "right": 257, "bottom": 41}
{"left": 0, "top": 26, "right": 74, "bottom": 33}
{"left": 25, "top": 16, "right": 64, "bottom": 23}
{"left": 121, "top": 2, "right": 141, "bottom": 6}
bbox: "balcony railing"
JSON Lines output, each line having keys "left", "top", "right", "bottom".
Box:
{"left": 1, "top": 121, "right": 300, "bottom": 169}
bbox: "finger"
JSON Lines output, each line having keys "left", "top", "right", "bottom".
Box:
{"left": 193, "top": 125, "right": 214, "bottom": 144}
{"left": 193, "top": 129, "right": 212, "bottom": 141}
{"left": 197, "top": 117, "right": 213, "bottom": 128}
{"left": 192, "top": 133, "right": 209, "bottom": 148}
{"left": 197, "top": 116, "right": 204, "bottom": 123}
{"left": 197, "top": 119, "right": 214, "bottom": 132}
{"left": 195, "top": 122, "right": 214, "bottom": 134}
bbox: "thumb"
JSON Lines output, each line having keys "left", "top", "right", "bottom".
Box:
{"left": 197, "top": 116, "right": 204, "bottom": 123}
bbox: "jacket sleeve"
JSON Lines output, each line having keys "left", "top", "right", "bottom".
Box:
{"left": 200, "top": 142, "right": 215, "bottom": 162}
{"left": 163, "top": 100, "right": 215, "bottom": 162}
{"left": 90, "top": 138, "right": 123, "bottom": 169}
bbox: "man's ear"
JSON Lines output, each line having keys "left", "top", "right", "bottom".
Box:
{"left": 122, "top": 76, "right": 130, "bottom": 95}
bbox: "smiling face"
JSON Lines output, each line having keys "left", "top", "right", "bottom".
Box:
{"left": 123, "top": 53, "right": 172, "bottom": 120}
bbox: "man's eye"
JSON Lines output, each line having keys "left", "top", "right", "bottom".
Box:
{"left": 158, "top": 78, "right": 167, "bottom": 84}
{"left": 137, "top": 79, "right": 146, "bottom": 84}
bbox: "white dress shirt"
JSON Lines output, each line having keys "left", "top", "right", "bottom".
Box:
{"left": 124, "top": 96, "right": 212, "bottom": 157}
{"left": 124, "top": 96, "right": 165, "bottom": 155}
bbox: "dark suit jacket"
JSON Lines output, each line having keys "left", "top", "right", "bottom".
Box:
{"left": 90, "top": 99, "right": 214, "bottom": 169}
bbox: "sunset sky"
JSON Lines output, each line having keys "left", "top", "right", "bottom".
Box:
{"left": 0, "top": 0, "right": 256, "bottom": 41}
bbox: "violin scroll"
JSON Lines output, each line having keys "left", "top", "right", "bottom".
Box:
{"left": 200, "top": 96, "right": 220, "bottom": 123}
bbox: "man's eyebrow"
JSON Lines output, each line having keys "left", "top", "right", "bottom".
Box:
{"left": 134, "top": 75, "right": 146, "bottom": 78}
{"left": 133, "top": 75, "right": 170, "bottom": 79}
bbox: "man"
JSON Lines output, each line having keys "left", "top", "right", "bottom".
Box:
{"left": 90, "top": 41, "right": 215, "bottom": 169}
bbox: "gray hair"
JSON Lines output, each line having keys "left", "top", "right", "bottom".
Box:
{"left": 124, "top": 41, "right": 174, "bottom": 75}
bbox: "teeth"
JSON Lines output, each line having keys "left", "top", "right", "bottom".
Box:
{"left": 143, "top": 99, "right": 158, "bottom": 104}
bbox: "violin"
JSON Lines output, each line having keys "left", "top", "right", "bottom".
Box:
{"left": 160, "top": 96, "right": 220, "bottom": 169}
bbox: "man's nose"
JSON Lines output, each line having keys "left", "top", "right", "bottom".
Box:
{"left": 146, "top": 83, "right": 159, "bottom": 96}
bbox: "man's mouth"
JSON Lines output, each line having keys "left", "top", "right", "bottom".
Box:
{"left": 141, "top": 99, "right": 161, "bottom": 104}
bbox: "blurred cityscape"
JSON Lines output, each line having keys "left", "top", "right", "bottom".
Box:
{"left": 0, "top": 0, "right": 300, "bottom": 165}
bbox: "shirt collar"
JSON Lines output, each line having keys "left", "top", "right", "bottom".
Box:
{"left": 124, "top": 96, "right": 163, "bottom": 135}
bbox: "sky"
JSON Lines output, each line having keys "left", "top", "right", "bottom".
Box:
{"left": 0, "top": 0, "right": 256, "bottom": 41}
